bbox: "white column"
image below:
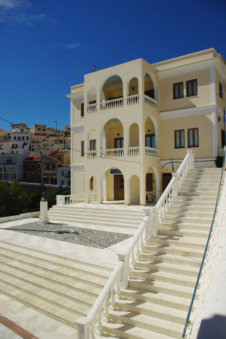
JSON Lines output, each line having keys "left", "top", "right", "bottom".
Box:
{"left": 124, "top": 125, "right": 129, "bottom": 156}
{"left": 124, "top": 177, "right": 130, "bottom": 205}
{"left": 210, "top": 65, "right": 216, "bottom": 105}
{"left": 212, "top": 111, "right": 218, "bottom": 157}
{"left": 140, "top": 172, "right": 146, "bottom": 205}
{"left": 102, "top": 175, "right": 106, "bottom": 201}
{"left": 97, "top": 175, "right": 103, "bottom": 203}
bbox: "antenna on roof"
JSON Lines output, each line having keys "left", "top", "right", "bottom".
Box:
{"left": 72, "top": 59, "right": 75, "bottom": 84}
{"left": 91, "top": 64, "right": 98, "bottom": 72}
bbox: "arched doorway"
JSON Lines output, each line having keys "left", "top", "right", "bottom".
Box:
{"left": 105, "top": 168, "right": 124, "bottom": 201}
{"left": 144, "top": 73, "right": 155, "bottom": 99}
{"left": 130, "top": 175, "right": 140, "bottom": 205}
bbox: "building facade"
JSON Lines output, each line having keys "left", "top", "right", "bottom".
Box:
{"left": 68, "top": 48, "right": 226, "bottom": 205}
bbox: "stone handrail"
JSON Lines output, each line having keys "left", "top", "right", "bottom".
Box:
{"left": 75, "top": 215, "right": 150, "bottom": 338}
{"left": 154, "top": 150, "right": 194, "bottom": 235}
{"left": 144, "top": 95, "right": 158, "bottom": 107}
{"left": 87, "top": 150, "right": 97, "bottom": 158}
{"left": 145, "top": 146, "right": 159, "bottom": 156}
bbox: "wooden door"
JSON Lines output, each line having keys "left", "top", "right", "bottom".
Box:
{"left": 114, "top": 175, "right": 124, "bottom": 200}
{"left": 162, "top": 173, "right": 172, "bottom": 192}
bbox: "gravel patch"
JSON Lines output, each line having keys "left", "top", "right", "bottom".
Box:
{"left": 7, "top": 222, "right": 131, "bottom": 249}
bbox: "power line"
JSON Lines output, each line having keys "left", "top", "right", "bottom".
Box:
{"left": 0, "top": 116, "right": 13, "bottom": 126}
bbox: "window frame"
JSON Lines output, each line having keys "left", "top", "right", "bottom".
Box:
{"left": 186, "top": 79, "right": 198, "bottom": 97}
{"left": 173, "top": 82, "right": 184, "bottom": 99}
{"left": 174, "top": 129, "right": 185, "bottom": 149}
{"left": 90, "top": 139, "right": 96, "bottom": 151}
{"left": 145, "top": 134, "right": 155, "bottom": 148}
{"left": 219, "top": 82, "right": 223, "bottom": 99}
{"left": 188, "top": 128, "right": 199, "bottom": 147}
{"left": 81, "top": 141, "right": 85, "bottom": 156}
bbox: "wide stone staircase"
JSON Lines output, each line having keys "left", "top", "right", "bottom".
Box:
{"left": 100, "top": 168, "right": 222, "bottom": 338}
{"left": 48, "top": 204, "right": 145, "bottom": 235}
{"left": 0, "top": 238, "right": 112, "bottom": 332}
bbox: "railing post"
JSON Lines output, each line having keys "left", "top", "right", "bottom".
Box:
{"left": 150, "top": 207, "right": 158, "bottom": 236}
{"left": 75, "top": 317, "right": 89, "bottom": 339}
{"left": 56, "top": 195, "right": 65, "bottom": 205}
{"left": 117, "top": 252, "right": 128, "bottom": 289}
{"left": 186, "top": 149, "right": 194, "bottom": 168}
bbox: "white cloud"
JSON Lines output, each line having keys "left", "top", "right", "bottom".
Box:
{"left": 64, "top": 42, "right": 80, "bottom": 49}
{"left": 0, "top": 0, "right": 55, "bottom": 24}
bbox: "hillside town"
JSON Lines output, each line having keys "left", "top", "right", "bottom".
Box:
{"left": 0, "top": 123, "right": 71, "bottom": 187}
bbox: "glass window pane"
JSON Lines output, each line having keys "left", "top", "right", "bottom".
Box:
{"left": 189, "top": 130, "right": 193, "bottom": 146}
{"left": 176, "top": 131, "right": 179, "bottom": 147}
{"left": 194, "top": 129, "right": 198, "bottom": 146}
{"left": 181, "top": 131, "right": 185, "bottom": 147}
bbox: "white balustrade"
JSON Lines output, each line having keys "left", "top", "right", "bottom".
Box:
{"left": 56, "top": 194, "right": 85, "bottom": 205}
{"left": 145, "top": 146, "right": 159, "bottom": 156}
{"left": 87, "top": 103, "right": 97, "bottom": 112}
{"left": 154, "top": 150, "right": 194, "bottom": 235}
{"left": 101, "top": 148, "right": 124, "bottom": 157}
{"left": 75, "top": 151, "right": 194, "bottom": 338}
{"left": 144, "top": 95, "right": 158, "bottom": 107}
{"left": 128, "top": 146, "right": 140, "bottom": 156}
{"left": 127, "top": 94, "right": 139, "bottom": 105}
{"left": 75, "top": 214, "right": 151, "bottom": 338}
{"left": 87, "top": 150, "right": 97, "bottom": 158}
{"left": 89, "top": 192, "right": 97, "bottom": 202}
{"left": 100, "top": 98, "right": 124, "bottom": 110}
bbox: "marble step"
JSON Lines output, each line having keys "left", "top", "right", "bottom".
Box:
{"left": 158, "top": 227, "right": 209, "bottom": 238}
{"left": 120, "top": 287, "right": 190, "bottom": 311}
{"left": 134, "top": 260, "right": 199, "bottom": 277}
{"left": 48, "top": 211, "right": 140, "bottom": 227}
{"left": 0, "top": 243, "right": 109, "bottom": 285}
{"left": 128, "top": 278, "right": 194, "bottom": 299}
{"left": 165, "top": 210, "right": 214, "bottom": 219}
{"left": 0, "top": 278, "right": 77, "bottom": 328}
{"left": 101, "top": 321, "right": 173, "bottom": 339}
{"left": 114, "top": 298, "right": 187, "bottom": 325}
{"left": 148, "top": 235, "right": 207, "bottom": 250}
{"left": 108, "top": 309, "right": 183, "bottom": 338}
{"left": 0, "top": 239, "right": 112, "bottom": 273}
{"left": 49, "top": 207, "right": 143, "bottom": 222}
{"left": 130, "top": 268, "right": 196, "bottom": 288}
{"left": 50, "top": 205, "right": 144, "bottom": 218}
{"left": 0, "top": 255, "right": 103, "bottom": 303}
{"left": 139, "top": 252, "right": 202, "bottom": 268}
{"left": 143, "top": 243, "right": 204, "bottom": 259}
{"left": 161, "top": 215, "right": 212, "bottom": 225}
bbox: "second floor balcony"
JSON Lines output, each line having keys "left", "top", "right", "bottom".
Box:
{"left": 87, "top": 146, "right": 159, "bottom": 159}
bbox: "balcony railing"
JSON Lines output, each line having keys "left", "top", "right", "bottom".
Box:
{"left": 100, "top": 98, "right": 124, "bottom": 110}
{"left": 144, "top": 95, "right": 158, "bottom": 108}
{"left": 87, "top": 150, "right": 97, "bottom": 158}
{"left": 127, "top": 94, "right": 139, "bottom": 105}
{"left": 101, "top": 148, "right": 124, "bottom": 157}
{"left": 87, "top": 103, "right": 97, "bottom": 112}
{"left": 128, "top": 146, "right": 140, "bottom": 156}
{"left": 145, "top": 146, "right": 159, "bottom": 156}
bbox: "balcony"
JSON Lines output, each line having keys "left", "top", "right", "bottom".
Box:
{"left": 100, "top": 98, "right": 124, "bottom": 110}
{"left": 87, "top": 147, "right": 158, "bottom": 158}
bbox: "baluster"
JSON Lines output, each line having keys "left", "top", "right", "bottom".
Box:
{"left": 103, "top": 294, "right": 109, "bottom": 322}
{"left": 96, "top": 312, "right": 102, "bottom": 336}
{"left": 109, "top": 286, "right": 115, "bottom": 310}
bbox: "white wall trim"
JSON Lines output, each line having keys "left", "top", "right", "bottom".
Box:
{"left": 71, "top": 165, "right": 84, "bottom": 171}
{"left": 210, "top": 65, "right": 216, "bottom": 105}
{"left": 71, "top": 126, "right": 84, "bottom": 133}
{"left": 212, "top": 111, "right": 217, "bottom": 157}
{"left": 160, "top": 104, "right": 217, "bottom": 120}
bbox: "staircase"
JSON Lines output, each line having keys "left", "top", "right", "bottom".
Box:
{"left": 48, "top": 204, "right": 145, "bottom": 235}
{"left": 0, "top": 237, "right": 112, "bottom": 334}
{"left": 100, "top": 168, "right": 221, "bottom": 339}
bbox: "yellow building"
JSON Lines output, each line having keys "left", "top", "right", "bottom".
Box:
{"left": 68, "top": 48, "right": 226, "bottom": 205}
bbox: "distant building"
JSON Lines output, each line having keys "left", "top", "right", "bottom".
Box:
{"left": 0, "top": 150, "right": 29, "bottom": 181}
{"left": 11, "top": 123, "right": 29, "bottom": 133}
{"left": 33, "top": 124, "right": 47, "bottom": 136}
{"left": 23, "top": 154, "right": 41, "bottom": 183}
{"left": 57, "top": 164, "right": 71, "bottom": 187}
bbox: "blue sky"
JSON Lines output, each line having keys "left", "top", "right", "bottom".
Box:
{"left": 0, "top": 0, "right": 226, "bottom": 130}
